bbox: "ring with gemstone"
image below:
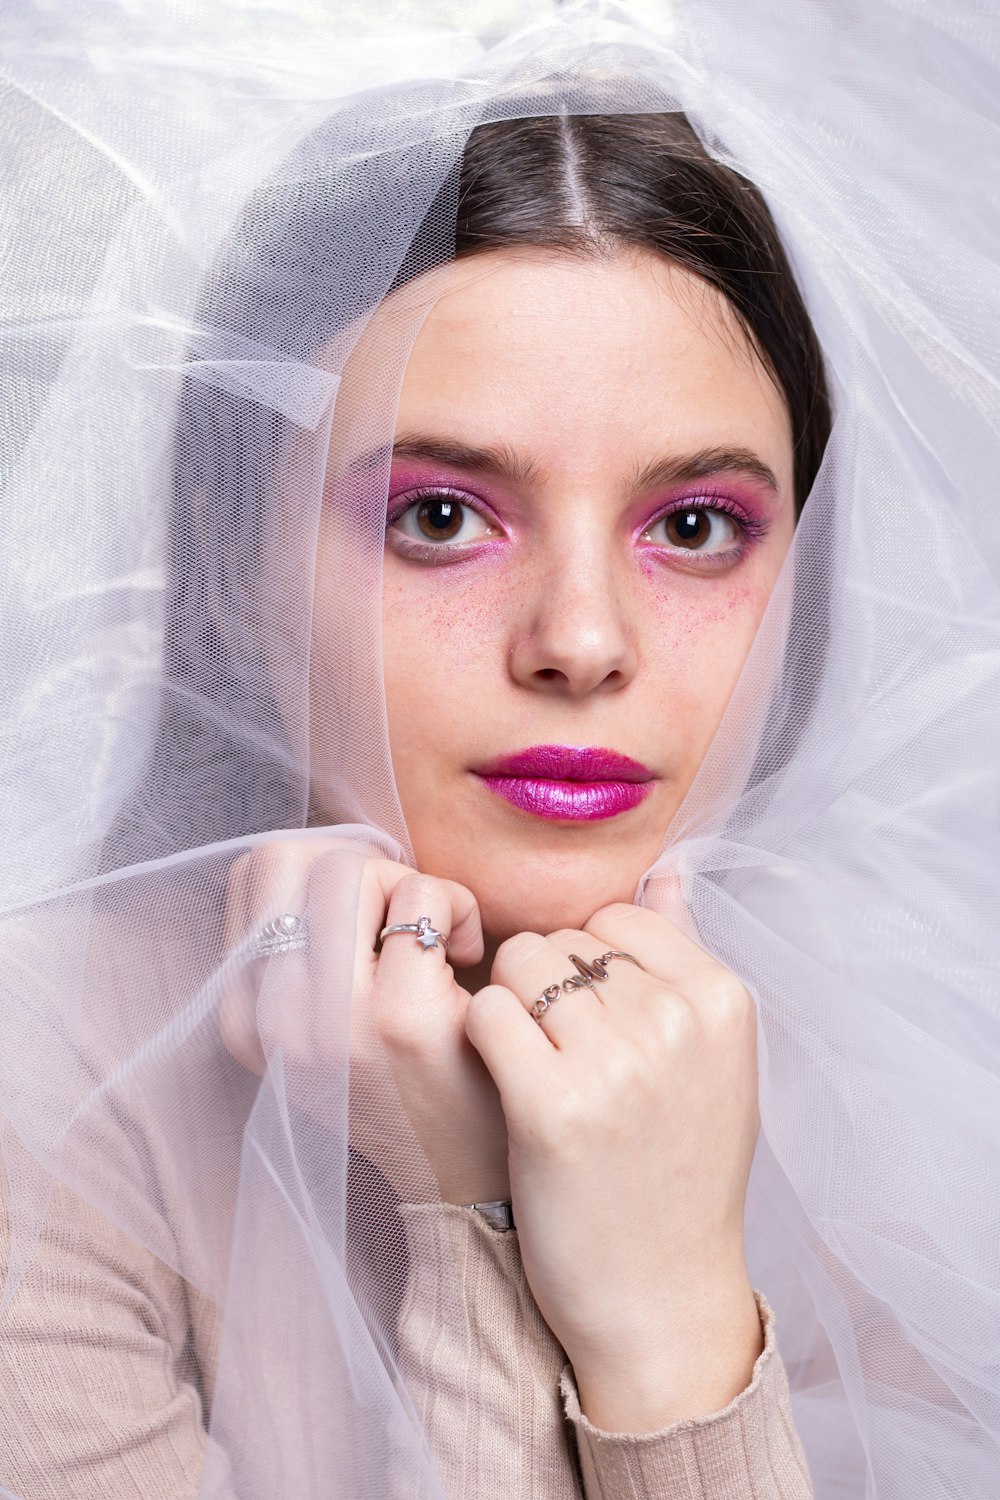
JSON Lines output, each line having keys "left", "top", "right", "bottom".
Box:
{"left": 253, "top": 912, "right": 307, "bottom": 957}
{"left": 377, "top": 915, "right": 449, "bottom": 952}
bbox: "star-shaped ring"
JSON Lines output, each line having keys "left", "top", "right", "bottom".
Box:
{"left": 377, "top": 915, "right": 450, "bottom": 952}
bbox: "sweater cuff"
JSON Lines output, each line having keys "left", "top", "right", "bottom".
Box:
{"left": 560, "top": 1289, "right": 813, "bottom": 1499}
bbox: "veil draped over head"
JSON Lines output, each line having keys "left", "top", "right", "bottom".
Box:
{"left": 2, "top": 2, "right": 1000, "bottom": 1496}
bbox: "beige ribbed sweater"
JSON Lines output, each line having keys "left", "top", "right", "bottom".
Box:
{"left": 0, "top": 1167, "right": 812, "bottom": 1498}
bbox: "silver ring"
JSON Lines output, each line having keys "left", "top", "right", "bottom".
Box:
{"left": 253, "top": 912, "right": 307, "bottom": 958}
{"left": 378, "top": 914, "right": 449, "bottom": 952}
{"left": 530, "top": 950, "right": 640, "bottom": 1021}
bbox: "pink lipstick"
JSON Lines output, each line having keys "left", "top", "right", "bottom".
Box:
{"left": 472, "top": 744, "right": 656, "bottom": 822}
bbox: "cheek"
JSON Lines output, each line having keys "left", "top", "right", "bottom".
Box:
{"left": 643, "top": 572, "right": 766, "bottom": 649}
{"left": 382, "top": 570, "right": 504, "bottom": 653}
{"left": 381, "top": 542, "right": 531, "bottom": 647}
{"left": 380, "top": 562, "right": 510, "bottom": 751}
{"left": 640, "top": 574, "right": 774, "bottom": 735}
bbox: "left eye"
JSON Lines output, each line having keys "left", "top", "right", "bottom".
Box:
{"left": 390, "top": 494, "right": 496, "bottom": 545}
{"left": 642, "top": 506, "right": 740, "bottom": 553}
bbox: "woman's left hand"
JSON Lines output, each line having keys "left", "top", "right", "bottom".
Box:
{"left": 465, "top": 897, "right": 765, "bottom": 1433}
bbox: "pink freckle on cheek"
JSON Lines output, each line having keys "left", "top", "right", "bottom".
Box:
{"left": 647, "top": 579, "right": 760, "bottom": 639}
{"left": 723, "top": 583, "right": 758, "bottom": 616}
{"left": 384, "top": 559, "right": 515, "bottom": 653}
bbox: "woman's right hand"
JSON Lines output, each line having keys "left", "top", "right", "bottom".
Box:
{"left": 219, "top": 837, "right": 511, "bottom": 1205}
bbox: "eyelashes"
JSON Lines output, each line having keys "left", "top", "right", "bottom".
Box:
{"left": 387, "top": 488, "right": 502, "bottom": 554}
{"left": 385, "top": 487, "right": 506, "bottom": 565}
{"left": 638, "top": 496, "right": 772, "bottom": 558}
{"left": 385, "top": 486, "right": 771, "bottom": 568}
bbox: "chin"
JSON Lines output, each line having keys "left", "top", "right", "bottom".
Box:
{"left": 462, "top": 857, "right": 643, "bottom": 942}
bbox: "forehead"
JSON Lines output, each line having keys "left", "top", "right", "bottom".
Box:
{"left": 340, "top": 247, "right": 793, "bottom": 490}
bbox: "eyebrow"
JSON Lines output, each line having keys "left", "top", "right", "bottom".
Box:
{"left": 349, "top": 435, "right": 779, "bottom": 496}
{"left": 628, "top": 446, "right": 780, "bottom": 496}
{"left": 349, "top": 436, "right": 540, "bottom": 487}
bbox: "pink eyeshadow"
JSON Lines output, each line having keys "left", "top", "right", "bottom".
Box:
{"left": 387, "top": 463, "right": 507, "bottom": 508}
{"left": 630, "top": 479, "right": 777, "bottom": 540}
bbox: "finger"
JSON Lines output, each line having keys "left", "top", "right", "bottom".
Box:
{"left": 352, "top": 857, "right": 414, "bottom": 996}
{"left": 541, "top": 924, "right": 658, "bottom": 1021}
{"left": 222, "top": 840, "right": 309, "bottom": 954}
{"left": 377, "top": 869, "right": 484, "bottom": 966}
{"left": 582, "top": 898, "right": 756, "bottom": 1037}
{"left": 490, "top": 929, "right": 608, "bottom": 1047}
{"left": 583, "top": 895, "right": 722, "bottom": 992}
{"left": 356, "top": 860, "right": 484, "bottom": 970}
{"left": 371, "top": 871, "right": 482, "bottom": 1045}
{"left": 465, "top": 982, "right": 554, "bottom": 1103}
{"left": 219, "top": 839, "right": 314, "bottom": 1075}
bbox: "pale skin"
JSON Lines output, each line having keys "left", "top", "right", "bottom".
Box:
{"left": 223, "top": 247, "right": 798, "bottom": 1435}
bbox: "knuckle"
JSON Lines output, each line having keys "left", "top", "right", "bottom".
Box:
{"left": 596, "top": 1023, "right": 642, "bottom": 1072}
{"left": 225, "top": 839, "right": 311, "bottom": 915}
{"left": 494, "top": 930, "right": 547, "bottom": 967}
{"left": 587, "top": 901, "right": 641, "bottom": 929}
{"left": 258, "top": 837, "right": 308, "bottom": 878}
{"left": 374, "top": 1010, "right": 420, "bottom": 1055}
{"left": 704, "top": 974, "right": 754, "bottom": 1027}
{"left": 223, "top": 848, "right": 259, "bottom": 917}
{"left": 654, "top": 987, "right": 698, "bottom": 1044}
{"left": 393, "top": 871, "right": 443, "bottom": 906}
{"left": 545, "top": 927, "right": 584, "bottom": 949}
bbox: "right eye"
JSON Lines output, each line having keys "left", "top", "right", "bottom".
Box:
{"left": 387, "top": 490, "right": 499, "bottom": 548}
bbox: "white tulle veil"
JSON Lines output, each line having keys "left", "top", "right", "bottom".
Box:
{"left": 2, "top": 2, "right": 999, "bottom": 1496}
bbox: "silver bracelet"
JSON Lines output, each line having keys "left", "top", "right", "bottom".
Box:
{"left": 465, "top": 1199, "right": 516, "bottom": 1232}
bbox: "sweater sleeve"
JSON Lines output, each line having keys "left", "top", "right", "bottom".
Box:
{"left": 1, "top": 1171, "right": 812, "bottom": 1500}
{"left": 395, "top": 1204, "right": 813, "bottom": 1500}
{"left": 393, "top": 1201, "right": 584, "bottom": 1498}
{"left": 560, "top": 1288, "right": 814, "bottom": 1499}
{"left": 0, "top": 1168, "right": 238, "bottom": 1500}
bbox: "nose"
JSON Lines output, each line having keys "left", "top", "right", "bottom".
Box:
{"left": 507, "top": 532, "right": 639, "bottom": 698}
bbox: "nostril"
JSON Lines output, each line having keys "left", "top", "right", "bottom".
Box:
{"left": 531, "top": 664, "right": 629, "bottom": 692}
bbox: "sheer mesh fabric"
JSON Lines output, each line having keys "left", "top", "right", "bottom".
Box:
{"left": 2, "top": 3, "right": 999, "bottom": 1496}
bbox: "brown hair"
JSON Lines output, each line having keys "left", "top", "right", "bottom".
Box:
{"left": 449, "top": 114, "right": 829, "bottom": 511}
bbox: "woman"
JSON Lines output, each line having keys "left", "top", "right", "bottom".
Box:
{"left": 2, "top": 5, "right": 998, "bottom": 1498}
{"left": 219, "top": 107, "right": 825, "bottom": 1494}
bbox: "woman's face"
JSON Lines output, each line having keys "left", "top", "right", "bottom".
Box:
{"left": 314, "top": 247, "right": 796, "bottom": 942}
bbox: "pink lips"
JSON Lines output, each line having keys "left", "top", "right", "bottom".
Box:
{"left": 472, "top": 744, "right": 656, "bottom": 822}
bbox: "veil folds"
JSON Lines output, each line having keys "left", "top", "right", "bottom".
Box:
{"left": 2, "top": 2, "right": 1000, "bottom": 1495}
